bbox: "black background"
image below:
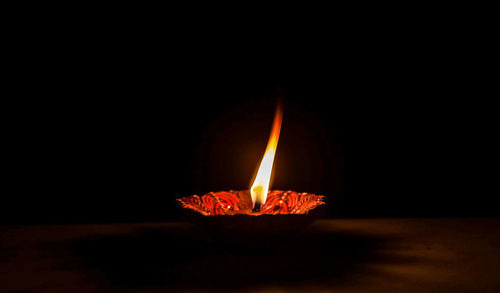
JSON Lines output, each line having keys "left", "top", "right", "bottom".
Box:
{"left": 3, "top": 25, "right": 496, "bottom": 224}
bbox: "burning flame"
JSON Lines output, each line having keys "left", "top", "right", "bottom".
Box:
{"left": 250, "top": 105, "right": 283, "bottom": 208}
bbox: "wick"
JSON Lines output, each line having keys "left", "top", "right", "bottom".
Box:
{"left": 252, "top": 201, "right": 262, "bottom": 212}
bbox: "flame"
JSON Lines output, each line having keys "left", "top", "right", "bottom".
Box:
{"left": 250, "top": 106, "right": 283, "bottom": 208}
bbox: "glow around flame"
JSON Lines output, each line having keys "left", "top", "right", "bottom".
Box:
{"left": 250, "top": 106, "right": 283, "bottom": 208}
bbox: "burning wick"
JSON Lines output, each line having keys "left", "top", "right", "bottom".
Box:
{"left": 250, "top": 105, "right": 283, "bottom": 211}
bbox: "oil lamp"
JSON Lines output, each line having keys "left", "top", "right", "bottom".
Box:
{"left": 177, "top": 103, "right": 325, "bottom": 218}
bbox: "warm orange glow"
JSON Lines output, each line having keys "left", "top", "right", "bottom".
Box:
{"left": 250, "top": 106, "right": 283, "bottom": 208}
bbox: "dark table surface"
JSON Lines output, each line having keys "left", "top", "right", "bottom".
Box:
{"left": 1, "top": 218, "right": 500, "bottom": 293}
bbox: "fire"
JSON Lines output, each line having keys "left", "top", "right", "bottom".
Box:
{"left": 250, "top": 105, "right": 283, "bottom": 209}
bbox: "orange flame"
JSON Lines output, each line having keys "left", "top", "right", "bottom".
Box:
{"left": 250, "top": 105, "right": 283, "bottom": 208}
